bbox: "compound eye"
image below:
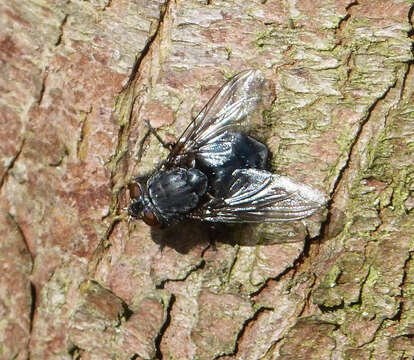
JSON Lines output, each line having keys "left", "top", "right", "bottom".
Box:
{"left": 128, "top": 201, "right": 142, "bottom": 218}
{"left": 129, "top": 183, "right": 142, "bottom": 200}
{"left": 142, "top": 207, "right": 160, "bottom": 227}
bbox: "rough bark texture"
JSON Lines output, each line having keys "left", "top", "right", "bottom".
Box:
{"left": 1, "top": 0, "right": 413, "bottom": 359}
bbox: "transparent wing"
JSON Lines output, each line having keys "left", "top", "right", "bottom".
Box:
{"left": 191, "top": 169, "right": 326, "bottom": 223}
{"left": 165, "top": 69, "right": 267, "bottom": 166}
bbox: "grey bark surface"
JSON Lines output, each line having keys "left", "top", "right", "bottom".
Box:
{"left": 0, "top": 0, "right": 413, "bottom": 359}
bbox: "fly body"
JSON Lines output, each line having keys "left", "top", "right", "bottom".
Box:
{"left": 128, "top": 70, "right": 326, "bottom": 227}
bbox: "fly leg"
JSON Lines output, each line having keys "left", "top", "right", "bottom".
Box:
{"left": 144, "top": 119, "right": 175, "bottom": 151}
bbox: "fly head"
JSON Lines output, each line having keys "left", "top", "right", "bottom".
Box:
{"left": 128, "top": 181, "right": 161, "bottom": 227}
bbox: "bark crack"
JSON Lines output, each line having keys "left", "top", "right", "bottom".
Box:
{"left": 102, "top": 0, "right": 113, "bottom": 11}
{"left": 88, "top": 216, "right": 122, "bottom": 276}
{"left": 7, "top": 213, "right": 37, "bottom": 345}
{"left": 330, "top": 83, "right": 395, "bottom": 203}
{"left": 155, "top": 242, "right": 210, "bottom": 289}
{"left": 7, "top": 212, "right": 33, "bottom": 266}
{"left": 336, "top": 0, "right": 358, "bottom": 34}
{"left": 261, "top": 336, "right": 285, "bottom": 360}
{"left": 155, "top": 259, "right": 206, "bottom": 289}
{"left": 213, "top": 306, "right": 273, "bottom": 359}
{"left": 295, "top": 272, "right": 316, "bottom": 318}
{"left": 408, "top": 3, "right": 414, "bottom": 36}
{"left": 227, "top": 244, "right": 240, "bottom": 283}
{"left": 0, "top": 139, "right": 25, "bottom": 190}
{"left": 29, "top": 281, "right": 36, "bottom": 333}
{"left": 315, "top": 83, "right": 395, "bottom": 291}
{"left": 154, "top": 294, "right": 175, "bottom": 360}
{"left": 398, "top": 63, "right": 413, "bottom": 107}
{"left": 37, "top": 72, "right": 48, "bottom": 105}
{"left": 55, "top": 14, "right": 68, "bottom": 47}
{"left": 76, "top": 107, "right": 93, "bottom": 160}
{"left": 124, "top": 0, "right": 171, "bottom": 89}
{"left": 68, "top": 344, "right": 82, "bottom": 359}
{"left": 399, "top": 251, "right": 413, "bottom": 320}
{"left": 250, "top": 232, "right": 312, "bottom": 298}
{"left": 399, "top": 4, "right": 414, "bottom": 104}
{"left": 49, "top": 145, "right": 69, "bottom": 167}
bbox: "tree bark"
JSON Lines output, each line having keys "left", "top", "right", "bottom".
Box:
{"left": 1, "top": 0, "right": 413, "bottom": 359}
